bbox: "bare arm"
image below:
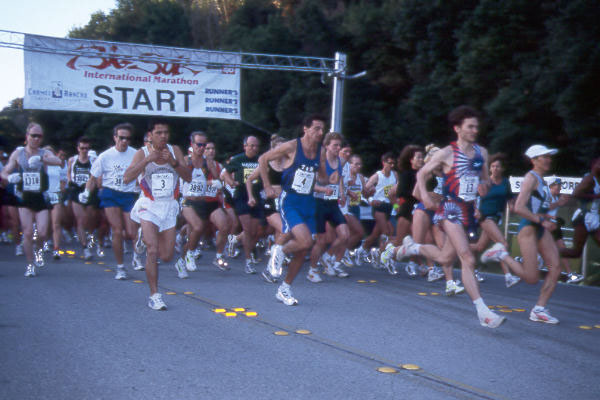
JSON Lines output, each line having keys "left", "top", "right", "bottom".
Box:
{"left": 171, "top": 146, "right": 191, "bottom": 183}
{"left": 416, "top": 147, "right": 450, "bottom": 210}
{"left": 258, "top": 140, "right": 295, "bottom": 197}
{"left": 246, "top": 167, "right": 260, "bottom": 206}
{"left": 478, "top": 147, "right": 491, "bottom": 197}
{"left": 0, "top": 151, "right": 19, "bottom": 181}
{"left": 123, "top": 149, "right": 150, "bottom": 184}
{"left": 572, "top": 175, "right": 599, "bottom": 200}
{"left": 514, "top": 172, "right": 555, "bottom": 230}
{"left": 42, "top": 150, "right": 62, "bottom": 166}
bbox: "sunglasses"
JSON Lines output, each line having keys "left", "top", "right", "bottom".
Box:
{"left": 79, "top": 147, "right": 90, "bottom": 151}
{"left": 117, "top": 136, "right": 131, "bottom": 141}
{"left": 194, "top": 142, "right": 207, "bottom": 147}
{"left": 29, "top": 134, "right": 43, "bottom": 139}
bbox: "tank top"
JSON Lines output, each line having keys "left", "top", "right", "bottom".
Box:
{"left": 315, "top": 156, "right": 342, "bottom": 200}
{"left": 138, "top": 145, "right": 179, "bottom": 201}
{"left": 527, "top": 170, "right": 550, "bottom": 214}
{"left": 344, "top": 173, "right": 364, "bottom": 207}
{"left": 581, "top": 173, "right": 600, "bottom": 214}
{"left": 372, "top": 170, "right": 396, "bottom": 203}
{"left": 442, "top": 142, "right": 484, "bottom": 202}
{"left": 181, "top": 158, "right": 207, "bottom": 197}
{"left": 70, "top": 157, "right": 91, "bottom": 187}
{"left": 203, "top": 160, "right": 223, "bottom": 200}
{"left": 17, "top": 148, "right": 48, "bottom": 193}
{"left": 281, "top": 138, "right": 321, "bottom": 196}
{"left": 268, "top": 162, "right": 283, "bottom": 186}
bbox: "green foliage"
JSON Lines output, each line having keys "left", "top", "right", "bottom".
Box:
{"left": 3, "top": 0, "right": 598, "bottom": 175}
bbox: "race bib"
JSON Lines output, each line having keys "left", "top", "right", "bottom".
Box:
{"left": 205, "top": 182, "right": 218, "bottom": 198}
{"left": 151, "top": 173, "right": 174, "bottom": 199}
{"left": 74, "top": 173, "right": 89, "bottom": 186}
{"left": 459, "top": 175, "right": 478, "bottom": 201}
{"left": 349, "top": 190, "right": 361, "bottom": 206}
{"left": 291, "top": 169, "right": 315, "bottom": 194}
{"left": 383, "top": 184, "right": 393, "bottom": 198}
{"left": 188, "top": 181, "right": 205, "bottom": 196}
{"left": 243, "top": 168, "right": 255, "bottom": 183}
{"left": 114, "top": 176, "right": 123, "bottom": 188}
{"left": 324, "top": 184, "right": 340, "bottom": 200}
{"left": 23, "top": 172, "right": 41, "bottom": 192}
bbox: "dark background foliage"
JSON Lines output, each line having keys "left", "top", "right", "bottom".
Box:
{"left": 1, "top": 0, "right": 598, "bottom": 175}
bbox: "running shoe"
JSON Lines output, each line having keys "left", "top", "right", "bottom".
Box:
{"left": 250, "top": 251, "right": 260, "bottom": 265}
{"left": 480, "top": 242, "right": 508, "bottom": 264}
{"left": 380, "top": 243, "right": 394, "bottom": 268}
{"left": 53, "top": 250, "right": 61, "bottom": 260}
{"left": 307, "top": 268, "right": 323, "bottom": 283}
{"left": 474, "top": 269, "right": 485, "bottom": 282}
{"left": 24, "top": 264, "right": 36, "bottom": 277}
{"left": 505, "top": 274, "right": 521, "bottom": 288}
{"left": 43, "top": 241, "right": 52, "bottom": 253}
{"left": 174, "top": 257, "right": 189, "bottom": 279}
{"left": 537, "top": 254, "right": 547, "bottom": 271}
{"left": 267, "top": 244, "right": 285, "bottom": 278}
{"left": 148, "top": 293, "right": 167, "bottom": 311}
{"left": 276, "top": 285, "right": 298, "bottom": 306}
{"left": 514, "top": 256, "right": 523, "bottom": 263}
{"left": 34, "top": 248, "right": 45, "bottom": 268}
{"left": 395, "top": 235, "right": 419, "bottom": 261}
{"left": 212, "top": 256, "right": 229, "bottom": 271}
{"left": 227, "top": 234, "right": 238, "bottom": 258}
{"left": 333, "top": 263, "right": 349, "bottom": 278}
{"left": 321, "top": 252, "right": 335, "bottom": 270}
{"left": 445, "top": 280, "right": 465, "bottom": 296}
{"left": 134, "top": 227, "right": 145, "bottom": 254}
{"left": 132, "top": 252, "right": 145, "bottom": 271}
{"left": 96, "top": 244, "right": 105, "bottom": 258}
{"left": 341, "top": 250, "right": 354, "bottom": 268}
{"left": 566, "top": 273, "right": 584, "bottom": 284}
{"left": 370, "top": 248, "right": 382, "bottom": 269}
{"left": 353, "top": 246, "right": 367, "bottom": 266}
{"left": 529, "top": 307, "right": 559, "bottom": 324}
{"left": 261, "top": 268, "right": 277, "bottom": 283}
{"left": 114, "top": 267, "right": 128, "bottom": 280}
{"left": 15, "top": 243, "right": 24, "bottom": 256}
{"left": 245, "top": 261, "right": 257, "bottom": 274}
{"left": 427, "top": 267, "right": 444, "bottom": 282}
{"left": 478, "top": 310, "right": 506, "bottom": 328}
{"left": 405, "top": 261, "right": 418, "bottom": 278}
{"left": 184, "top": 251, "right": 197, "bottom": 272}
{"left": 83, "top": 247, "right": 93, "bottom": 261}
{"left": 174, "top": 232, "right": 184, "bottom": 254}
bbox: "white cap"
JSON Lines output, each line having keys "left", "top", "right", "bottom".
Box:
{"left": 525, "top": 144, "right": 557, "bottom": 159}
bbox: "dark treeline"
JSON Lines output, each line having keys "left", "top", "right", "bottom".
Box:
{"left": 1, "top": 0, "right": 598, "bottom": 175}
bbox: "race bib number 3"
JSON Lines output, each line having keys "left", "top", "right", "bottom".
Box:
{"left": 291, "top": 170, "right": 314, "bottom": 194}
{"left": 151, "top": 173, "right": 174, "bottom": 198}
{"left": 459, "top": 175, "right": 478, "bottom": 201}
{"left": 23, "top": 172, "right": 41, "bottom": 192}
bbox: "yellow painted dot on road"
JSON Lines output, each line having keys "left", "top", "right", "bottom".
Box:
{"left": 357, "top": 280, "right": 367, "bottom": 283}
{"left": 579, "top": 325, "right": 593, "bottom": 330}
{"left": 85, "top": 262, "right": 92, "bottom": 265}
{"left": 369, "top": 280, "right": 377, "bottom": 283}
{"left": 104, "top": 269, "right": 112, "bottom": 272}
{"left": 58, "top": 250, "right": 65, "bottom": 255}
{"left": 225, "top": 312, "right": 237, "bottom": 317}
{"left": 213, "top": 308, "right": 226, "bottom": 313}
{"left": 183, "top": 291, "right": 194, "bottom": 295}
{"left": 133, "top": 280, "right": 143, "bottom": 283}
{"left": 496, "top": 305, "right": 508, "bottom": 308}
{"left": 401, "top": 364, "right": 421, "bottom": 371}
{"left": 499, "top": 309, "right": 512, "bottom": 313}
{"left": 488, "top": 305, "right": 495, "bottom": 309}
{"left": 296, "top": 329, "right": 311, "bottom": 335}
{"left": 98, "top": 262, "right": 104, "bottom": 265}
{"left": 245, "top": 311, "right": 258, "bottom": 317}
{"left": 66, "top": 250, "right": 75, "bottom": 255}
{"left": 430, "top": 292, "right": 440, "bottom": 296}
{"left": 377, "top": 367, "right": 397, "bottom": 374}
{"left": 512, "top": 309, "right": 525, "bottom": 312}
{"left": 233, "top": 307, "right": 246, "bottom": 312}
{"left": 166, "top": 292, "right": 176, "bottom": 295}
{"left": 594, "top": 325, "right": 600, "bottom": 329}
{"left": 274, "top": 331, "right": 289, "bottom": 336}
{"left": 417, "top": 292, "right": 428, "bottom": 296}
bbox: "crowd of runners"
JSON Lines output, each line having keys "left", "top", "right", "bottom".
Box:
{"left": 1, "top": 106, "right": 599, "bottom": 328}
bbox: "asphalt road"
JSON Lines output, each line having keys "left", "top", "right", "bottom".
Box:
{"left": 1, "top": 242, "right": 599, "bottom": 400}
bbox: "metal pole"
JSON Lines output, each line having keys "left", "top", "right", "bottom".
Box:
{"left": 581, "top": 241, "right": 588, "bottom": 279}
{"left": 330, "top": 52, "right": 346, "bottom": 133}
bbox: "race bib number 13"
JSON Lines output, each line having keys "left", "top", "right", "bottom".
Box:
{"left": 459, "top": 175, "right": 478, "bottom": 201}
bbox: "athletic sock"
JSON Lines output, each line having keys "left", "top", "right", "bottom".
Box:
{"left": 473, "top": 297, "right": 489, "bottom": 315}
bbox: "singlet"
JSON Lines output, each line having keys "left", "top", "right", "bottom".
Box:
{"left": 315, "top": 156, "right": 342, "bottom": 200}
{"left": 344, "top": 173, "right": 364, "bottom": 207}
{"left": 91, "top": 146, "right": 138, "bottom": 193}
{"left": 281, "top": 138, "right": 321, "bottom": 197}
{"left": 181, "top": 158, "right": 207, "bottom": 197}
{"left": 581, "top": 173, "right": 600, "bottom": 214}
{"left": 268, "top": 162, "right": 283, "bottom": 186}
{"left": 46, "top": 165, "right": 64, "bottom": 193}
{"left": 526, "top": 171, "right": 550, "bottom": 215}
{"left": 372, "top": 170, "right": 397, "bottom": 203}
{"left": 479, "top": 177, "right": 512, "bottom": 216}
{"left": 138, "top": 145, "right": 179, "bottom": 201}
{"left": 203, "top": 160, "right": 223, "bottom": 201}
{"left": 70, "top": 157, "right": 91, "bottom": 187}
{"left": 16, "top": 147, "right": 48, "bottom": 193}
{"left": 442, "top": 142, "right": 484, "bottom": 202}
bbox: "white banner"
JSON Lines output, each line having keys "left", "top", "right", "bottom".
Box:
{"left": 24, "top": 34, "right": 241, "bottom": 119}
{"left": 509, "top": 176, "right": 582, "bottom": 194}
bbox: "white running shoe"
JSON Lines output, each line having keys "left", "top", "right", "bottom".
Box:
{"left": 395, "top": 236, "right": 419, "bottom": 261}
{"left": 114, "top": 267, "right": 128, "bottom": 280}
{"left": 267, "top": 244, "right": 284, "bottom": 278}
{"left": 369, "top": 248, "right": 382, "bottom": 269}
{"left": 174, "top": 257, "right": 189, "bottom": 279}
{"left": 245, "top": 261, "right": 256, "bottom": 274}
{"left": 474, "top": 269, "right": 485, "bottom": 282}
{"left": 427, "top": 267, "right": 444, "bottom": 282}
{"left": 405, "top": 261, "right": 418, "bottom": 278}
{"left": 566, "top": 273, "right": 583, "bottom": 284}
{"left": 34, "top": 248, "right": 45, "bottom": 268}
{"left": 83, "top": 247, "right": 93, "bottom": 261}
{"left": 96, "top": 244, "right": 105, "bottom": 258}
{"left": 261, "top": 268, "right": 278, "bottom": 283}
{"left": 341, "top": 250, "right": 354, "bottom": 268}
{"left": 148, "top": 293, "right": 167, "bottom": 310}
{"left": 174, "top": 232, "right": 184, "bottom": 254}
{"left": 320, "top": 252, "right": 335, "bottom": 270}
{"left": 53, "top": 250, "right": 61, "bottom": 260}
{"left": 480, "top": 242, "right": 508, "bottom": 264}
{"left": 380, "top": 243, "right": 395, "bottom": 269}
{"left": 24, "top": 264, "right": 36, "bottom": 277}
{"left": 307, "top": 268, "right": 323, "bottom": 283}
{"left": 505, "top": 274, "right": 520, "bottom": 288}
{"left": 276, "top": 285, "right": 298, "bottom": 306}
{"left": 529, "top": 307, "right": 559, "bottom": 324}
{"left": 132, "top": 252, "right": 145, "bottom": 271}
{"left": 43, "top": 241, "right": 52, "bottom": 253}
{"left": 212, "top": 256, "right": 229, "bottom": 271}
{"left": 134, "top": 227, "right": 145, "bottom": 254}
{"left": 353, "top": 246, "right": 367, "bottom": 266}
{"left": 227, "top": 234, "right": 238, "bottom": 258}
{"left": 445, "top": 280, "right": 464, "bottom": 296}
{"left": 184, "top": 251, "right": 197, "bottom": 272}
{"left": 478, "top": 310, "right": 506, "bottom": 328}
{"left": 15, "top": 243, "right": 24, "bottom": 256}
{"left": 333, "top": 263, "right": 349, "bottom": 278}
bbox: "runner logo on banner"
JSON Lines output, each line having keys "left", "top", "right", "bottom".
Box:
{"left": 24, "top": 34, "right": 241, "bottom": 120}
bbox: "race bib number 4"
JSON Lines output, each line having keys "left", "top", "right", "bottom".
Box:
{"left": 291, "top": 169, "right": 314, "bottom": 194}
{"left": 459, "top": 175, "right": 478, "bottom": 201}
{"left": 23, "top": 172, "right": 41, "bottom": 192}
{"left": 151, "top": 173, "right": 174, "bottom": 198}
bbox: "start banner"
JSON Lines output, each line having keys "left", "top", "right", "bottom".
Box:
{"left": 509, "top": 176, "right": 582, "bottom": 195}
{"left": 24, "top": 34, "right": 241, "bottom": 120}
